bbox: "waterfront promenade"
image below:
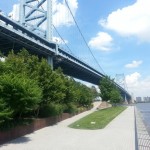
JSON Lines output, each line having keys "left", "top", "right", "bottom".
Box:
{"left": 0, "top": 104, "right": 135, "bottom": 150}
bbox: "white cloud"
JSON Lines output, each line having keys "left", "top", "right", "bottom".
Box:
{"left": 52, "top": 36, "right": 68, "bottom": 44}
{"left": 8, "top": 4, "right": 19, "bottom": 21}
{"left": 125, "top": 72, "right": 150, "bottom": 97}
{"left": 53, "top": 0, "right": 78, "bottom": 27}
{"left": 126, "top": 72, "right": 141, "bottom": 85}
{"left": 0, "top": 57, "right": 5, "bottom": 62}
{"left": 99, "top": 0, "right": 150, "bottom": 42}
{"left": 9, "top": 0, "right": 78, "bottom": 27}
{"left": 125, "top": 60, "right": 142, "bottom": 68}
{"left": 88, "top": 32, "right": 113, "bottom": 51}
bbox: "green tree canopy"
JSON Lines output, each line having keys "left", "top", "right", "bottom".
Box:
{"left": 99, "top": 76, "right": 122, "bottom": 103}
{"left": 0, "top": 49, "right": 95, "bottom": 124}
{"left": 0, "top": 74, "right": 42, "bottom": 118}
{"left": 0, "top": 99, "right": 13, "bottom": 125}
{"left": 99, "top": 76, "right": 115, "bottom": 101}
{"left": 109, "top": 88, "right": 122, "bottom": 105}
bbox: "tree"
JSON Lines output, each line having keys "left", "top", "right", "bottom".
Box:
{"left": 109, "top": 88, "right": 122, "bottom": 105}
{"left": 99, "top": 76, "right": 115, "bottom": 101}
{"left": 0, "top": 99, "right": 13, "bottom": 125}
{"left": 0, "top": 59, "right": 6, "bottom": 75}
{"left": 77, "top": 84, "right": 93, "bottom": 107}
{"left": 63, "top": 77, "right": 78, "bottom": 104}
{"left": 0, "top": 48, "right": 95, "bottom": 120}
{"left": 5, "top": 50, "right": 28, "bottom": 76}
{"left": 91, "top": 86, "right": 99, "bottom": 100}
{"left": 17, "top": 50, "right": 66, "bottom": 105}
{"left": 99, "top": 76, "right": 122, "bottom": 104}
{"left": 0, "top": 74, "right": 42, "bottom": 118}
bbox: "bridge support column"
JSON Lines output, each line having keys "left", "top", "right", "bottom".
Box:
{"left": 124, "top": 94, "right": 128, "bottom": 104}
{"left": 48, "top": 56, "right": 53, "bottom": 70}
{"left": 55, "top": 44, "right": 58, "bottom": 55}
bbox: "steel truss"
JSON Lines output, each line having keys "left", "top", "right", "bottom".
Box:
{"left": 19, "top": 0, "right": 52, "bottom": 41}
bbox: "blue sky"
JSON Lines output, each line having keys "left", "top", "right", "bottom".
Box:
{"left": 0, "top": 0, "right": 150, "bottom": 98}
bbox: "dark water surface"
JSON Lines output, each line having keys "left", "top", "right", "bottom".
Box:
{"left": 136, "top": 103, "right": 150, "bottom": 135}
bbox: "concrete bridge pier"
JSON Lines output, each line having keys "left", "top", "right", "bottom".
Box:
{"left": 124, "top": 94, "right": 128, "bottom": 104}
{"left": 48, "top": 56, "right": 53, "bottom": 70}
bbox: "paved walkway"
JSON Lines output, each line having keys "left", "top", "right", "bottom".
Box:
{"left": 0, "top": 103, "right": 135, "bottom": 150}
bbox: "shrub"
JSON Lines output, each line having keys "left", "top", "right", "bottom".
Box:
{"left": 0, "top": 99, "right": 13, "bottom": 125}
{"left": 109, "top": 89, "right": 122, "bottom": 105}
{"left": 39, "top": 103, "right": 64, "bottom": 117}
{"left": 0, "top": 74, "right": 42, "bottom": 118}
{"left": 64, "top": 103, "right": 78, "bottom": 114}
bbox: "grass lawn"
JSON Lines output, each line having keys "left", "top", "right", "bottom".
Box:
{"left": 69, "top": 106, "right": 126, "bottom": 130}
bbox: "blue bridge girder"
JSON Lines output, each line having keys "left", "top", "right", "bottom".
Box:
{"left": 0, "top": 14, "right": 131, "bottom": 101}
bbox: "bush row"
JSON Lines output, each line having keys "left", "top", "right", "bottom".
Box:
{"left": 0, "top": 49, "right": 98, "bottom": 127}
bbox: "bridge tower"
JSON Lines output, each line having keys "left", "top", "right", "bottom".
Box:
{"left": 19, "top": 0, "right": 52, "bottom": 41}
{"left": 115, "top": 74, "right": 129, "bottom": 103}
{"left": 19, "top": 0, "right": 53, "bottom": 67}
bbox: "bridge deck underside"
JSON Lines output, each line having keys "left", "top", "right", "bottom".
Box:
{"left": 0, "top": 23, "right": 131, "bottom": 100}
{"left": 0, "top": 25, "right": 102, "bottom": 85}
{"left": 0, "top": 26, "right": 54, "bottom": 57}
{"left": 54, "top": 57, "right": 101, "bottom": 84}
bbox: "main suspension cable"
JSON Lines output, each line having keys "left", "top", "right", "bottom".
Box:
{"left": 65, "top": 0, "right": 105, "bottom": 75}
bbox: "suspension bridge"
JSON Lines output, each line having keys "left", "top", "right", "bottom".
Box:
{"left": 0, "top": 0, "right": 131, "bottom": 101}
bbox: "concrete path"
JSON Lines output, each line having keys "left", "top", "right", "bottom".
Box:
{"left": 0, "top": 104, "right": 135, "bottom": 150}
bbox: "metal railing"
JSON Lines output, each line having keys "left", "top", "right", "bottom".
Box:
{"left": 134, "top": 106, "right": 150, "bottom": 150}
{"left": 134, "top": 106, "right": 139, "bottom": 150}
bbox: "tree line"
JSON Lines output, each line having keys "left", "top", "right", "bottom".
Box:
{"left": 0, "top": 49, "right": 97, "bottom": 127}
{"left": 0, "top": 49, "right": 122, "bottom": 128}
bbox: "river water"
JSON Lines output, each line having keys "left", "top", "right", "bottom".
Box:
{"left": 136, "top": 103, "right": 150, "bottom": 135}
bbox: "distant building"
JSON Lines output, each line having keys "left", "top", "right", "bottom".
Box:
{"left": 136, "top": 97, "right": 142, "bottom": 103}
{"left": 143, "top": 97, "right": 150, "bottom": 102}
